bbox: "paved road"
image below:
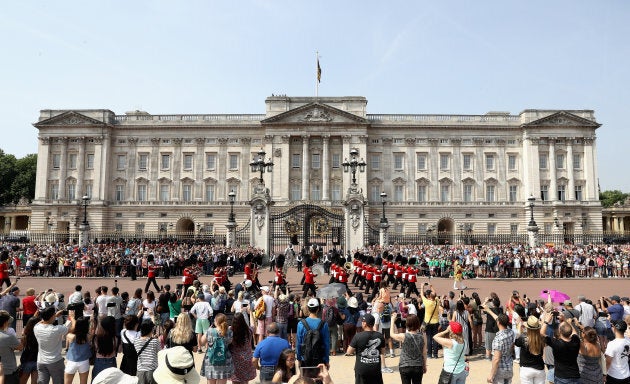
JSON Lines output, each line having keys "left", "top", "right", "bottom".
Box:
{"left": 11, "top": 269, "right": 629, "bottom": 383}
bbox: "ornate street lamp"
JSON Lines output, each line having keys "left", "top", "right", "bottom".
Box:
{"left": 80, "top": 195, "right": 90, "bottom": 226}
{"left": 380, "top": 191, "right": 388, "bottom": 225}
{"left": 528, "top": 195, "right": 537, "bottom": 227}
{"left": 228, "top": 189, "right": 236, "bottom": 223}
{"left": 342, "top": 148, "right": 366, "bottom": 186}
{"left": 249, "top": 149, "right": 274, "bottom": 185}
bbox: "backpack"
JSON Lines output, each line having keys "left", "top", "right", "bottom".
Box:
{"left": 300, "top": 319, "right": 325, "bottom": 365}
{"left": 254, "top": 298, "right": 267, "bottom": 320}
{"left": 212, "top": 296, "right": 226, "bottom": 314}
{"left": 324, "top": 306, "right": 338, "bottom": 327}
{"left": 381, "top": 304, "right": 391, "bottom": 323}
{"left": 206, "top": 328, "right": 226, "bottom": 365}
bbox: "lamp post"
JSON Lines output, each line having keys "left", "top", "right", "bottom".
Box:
{"left": 249, "top": 148, "right": 274, "bottom": 185}
{"left": 380, "top": 191, "right": 388, "bottom": 225}
{"left": 226, "top": 189, "right": 237, "bottom": 248}
{"left": 342, "top": 148, "right": 366, "bottom": 187}
{"left": 528, "top": 195, "right": 537, "bottom": 227}
{"left": 80, "top": 195, "right": 90, "bottom": 226}
{"left": 78, "top": 195, "right": 90, "bottom": 246}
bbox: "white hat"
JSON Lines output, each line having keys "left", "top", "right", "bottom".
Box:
{"left": 93, "top": 368, "right": 138, "bottom": 384}
{"left": 153, "top": 347, "right": 201, "bottom": 384}
{"left": 260, "top": 286, "right": 270, "bottom": 292}
{"left": 45, "top": 292, "right": 57, "bottom": 303}
{"left": 307, "top": 298, "right": 320, "bottom": 308}
{"left": 244, "top": 280, "right": 252, "bottom": 288}
{"left": 348, "top": 297, "right": 359, "bottom": 308}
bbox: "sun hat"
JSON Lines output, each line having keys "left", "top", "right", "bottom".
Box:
{"left": 449, "top": 321, "right": 463, "bottom": 335}
{"left": 307, "top": 298, "right": 320, "bottom": 308}
{"left": 260, "top": 286, "right": 270, "bottom": 292}
{"left": 278, "top": 294, "right": 288, "bottom": 302}
{"left": 45, "top": 292, "right": 57, "bottom": 303}
{"left": 153, "top": 346, "right": 200, "bottom": 384}
{"left": 563, "top": 300, "right": 573, "bottom": 307}
{"left": 524, "top": 316, "right": 541, "bottom": 330}
{"left": 93, "top": 368, "right": 138, "bottom": 384}
{"left": 348, "top": 297, "right": 358, "bottom": 308}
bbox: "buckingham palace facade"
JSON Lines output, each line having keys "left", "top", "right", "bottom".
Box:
{"left": 30, "top": 96, "right": 603, "bottom": 248}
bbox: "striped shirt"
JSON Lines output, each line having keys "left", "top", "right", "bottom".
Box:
{"left": 134, "top": 337, "right": 159, "bottom": 372}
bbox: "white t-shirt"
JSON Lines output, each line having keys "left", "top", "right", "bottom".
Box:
{"left": 120, "top": 329, "right": 140, "bottom": 344}
{"left": 95, "top": 294, "right": 111, "bottom": 317}
{"left": 190, "top": 301, "right": 213, "bottom": 320}
{"left": 605, "top": 337, "right": 630, "bottom": 380}
{"left": 407, "top": 303, "right": 418, "bottom": 316}
{"left": 34, "top": 322, "right": 69, "bottom": 364}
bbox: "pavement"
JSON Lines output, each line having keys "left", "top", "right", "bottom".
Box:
{"left": 11, "top": 267, "right": 630, "bottom": 383}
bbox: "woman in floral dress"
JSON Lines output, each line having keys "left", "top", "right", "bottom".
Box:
{"left": 229, "top": 313, "right": 256, "bottom": 384}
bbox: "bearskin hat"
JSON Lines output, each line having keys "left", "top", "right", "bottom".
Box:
{"left": 305, "top": 258, "right": 314, "bottom": 268}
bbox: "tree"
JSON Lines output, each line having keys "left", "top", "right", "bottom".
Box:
{"left": 10, "top": 154, "right": 37, "bottom": 203}
{"left": 0, "top": 149, "right": 37, "bottom": 205}
{"left": 599, "top": 190, "right": 629, "bottom": 208}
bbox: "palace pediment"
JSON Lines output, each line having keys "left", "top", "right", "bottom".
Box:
{"left": 34, "top": 111, "right": 109, "bottom": 128}
{"left": 523, "top": 111, "right": 601, "bottom": 128}
{"left": 261, "top": 102, "right": 368, "bottom": 125}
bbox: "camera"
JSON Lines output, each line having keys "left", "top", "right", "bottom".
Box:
{"left": 107, "top": 302, "right": 116, "bottom": 308}
{"left": 62, "top": 310, "right": 69, "bottom": 316}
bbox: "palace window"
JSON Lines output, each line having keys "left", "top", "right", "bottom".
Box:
{"left": 161, "top": 154, "right": 171, "bottom": 170}
{"left": 115, "top": 185, "right": 124, "bottom": 201}
{"left": 440, "top": 154, "right": 449, "bottom": 170}
{"left": 417, "top": 153, "right": 427, "bottom": 170}
{"left": 558, "top": 185, "right": 566, "bottom": 201}
{"left": 183, "top": 154, "right": 193, "bottom": 170}
{"left": 137, "top": 184, "right": 147, "bottom": 201}
{"left": 485, "top": 154, "right": 495, "bottom": 171}
{"left": 68, "top": 154, "right": 77, "bottom": 169}
{"left": 311, "top": 184, "right": 321, "bottom": 201}
{"left": 311, "top": 153, "right": 321, "bottom": 170}
{"left": 205, "top": 184, "right": 215, "bottom": 202}
{"left": 228, "top": 154, "right": 238, "bottom": 170}
{"left": 508, "top": 155, "right": 517, "bottom": 171}
{"left": 556, "top": 154, "right": 565, "bottom": 169}
{"left": 67, "top": 182, "right": 76, "bottom": 200}
{"left": 52, "top": 154, "right": 61, "bottom": 169}
{"left": 138, "top": 154, "right": 148, "bottom": 170}
{"left": 394, "top": 185, "right": 404, "bottom": 202}
{"left": 541, "top": 185, "right": 549, "bottom": 201}
{"left": 539, "top": 154, "right": 548, "bottom": 170}
{"left": 292, "top": 154, "right": 301, "bottom": 168}
{"left": 394, "top": 154, "right": 404, "bottom": 170}
{"left": 462, "top": 154, "right": 472, "bottom": 171}
{"left": 117, "top": 155, "right": 126, "bottom": 170}
{"left": 440, "top": 184, "right": 450, "bottom": 202}
{"left": 370, "top": 154, "right": 381, "bottom": 170}
{"left": 332, "top": 154, "right": 340, "bottom": 168}
{"left": 509, "top": 185, "right": 518, "bottom": 202}
{"left": 84, "top": 183, "right": 92, "bottom": 199}
{"left": 290, "top": 184, "right": 301, "bottom": 200}
{"left": 575, "top": 185, "right": 583, "bottom": 201}
{"left": 206, "top": 154, "right": 216, "bottom": 170}
{"left": 486, "top": 185, "right": 495, "bottom": 202}
{"left": 573, "top": 154, "right": 582, "bottom": 170}
{"left": 370, "top": 185, "right": 380, "bottom": 202}
{"left": 417, "top": 185, "right": 427, "bottom": 202}
{"left": 86, "top": 153, "right": 94, "bottom": 169}
{"left": 182, "top": 184, "right": 192, "bottom": 202}
{"left": 463, "top": 184, "right": 473, "bottom": 202}
{"left": 331, "top": 184, "right": 341, "bottom": 201}
{"left": 160, "top": 184, "right": 170, "bottom": 201}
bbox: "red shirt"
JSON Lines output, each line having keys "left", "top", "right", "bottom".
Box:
{"left": 22, "top": 295, "right": 37, "bottom": 315}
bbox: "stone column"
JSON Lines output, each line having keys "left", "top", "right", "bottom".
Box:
{"left": 149, "top": 138, "right": 160, "bottom": 200}
{"left": 241, "top": 138, "right": 252, "bottom": 199}
{"left": 567, "top": 139, "right": 575, "bottom": 201}
{"left": 379, "top": 222, "right": 390, "bottom": 247}
{"left": 35, "top": 137, "right": 51, "bottom": 202}
{"left": 497, "top": 139, "right": 506, "bottom": 201}
{"left": 344, "top": 196, "right": 366, "bottom": 254}
{"left": 429, "top": 139, "right": 440, "bottom": 201}
{"left": 406, "top": 138, "right": 417, "bottom": 202}
{"left": 322, "top": 135, "right": 330, "bottom": 200}
{"left": 549, "top": 139, "right": 557, "bottom": 201}
{"left": 172, "top": 138, "right": 182, "bottom": 200}
{"left": 77, "top": 137, "right": 86, "bottom": 197}
{"left": 58, "top": 138, "right": 68, "bottom": 200}
{"left": 583, "top": 137, "right": 597, "bottom": 200}
{"left": 473, "top": 138, "right": 484, "bottom": 201}
{"left": 218, "top": 138, "right": 228, "bottom": 199}
{"left": 451, "top": 139, "right": 461, "bottom": 201}
{"left": 301, "top": 135, "right": 310, "bottom": 200}
{"left": 250, "top": 188, "right": 273, "bottom": 257}
{"left": 196, "top": 138, "right": 205, "bottom": 200}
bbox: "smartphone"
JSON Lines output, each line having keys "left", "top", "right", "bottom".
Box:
{"left": 301, "top": 366, "right": 320, "bottom": 379}
{"left": 62, "top": 310, "right": 69, "bottom": 316}
{"left": 242, "top": 303, "right": 248, "bottom": 307}
{"left": 107, "top": 302, "right": 116, "bottom": 308}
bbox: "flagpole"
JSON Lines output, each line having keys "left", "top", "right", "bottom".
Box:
{"left": 316, "top": 51, "right": 319, "bottom": 99}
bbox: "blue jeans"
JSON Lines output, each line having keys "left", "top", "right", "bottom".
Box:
{"left": 260, "top": 365, "right": 276, "bottom": 383}
{"left": 91, "top": 357, "right": 117, "bottom": 383}
{"left": 451, "top": 370, "right": 468, "bottom": 384}
{"left": 277, "top": 322, "right": 288, "bottom": 341}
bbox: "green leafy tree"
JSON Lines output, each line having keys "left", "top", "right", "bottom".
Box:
{"left": 10, "top": 154, "right": 37, "bottom": 203}
{"left": 599, "top": 190, "right": 629, "bottom": 208}
{"left": 0, "top": 150, "right": 17, "bottom": 205}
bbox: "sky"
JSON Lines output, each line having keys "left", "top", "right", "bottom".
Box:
{"left": 1, "top": 1, "right": 628, "bottom": 191}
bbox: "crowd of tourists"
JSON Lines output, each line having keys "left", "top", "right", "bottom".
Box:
{"left": 0, "top": 239, "right": 629, "bottom": 384}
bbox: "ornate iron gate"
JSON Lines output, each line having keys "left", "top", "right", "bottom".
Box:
{"left": 268, "top": 204, "right": 345, "bottom": 256}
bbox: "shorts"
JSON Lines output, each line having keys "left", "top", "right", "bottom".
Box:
{"left": 546, "top": 367, "right": 555, "bottom": 383}
{"left": 485, "top": 332, "right": 496, "bottom": 350}
{"left": 257, "top": 317, "right": 271, "bottom": 336}
{"left": 195, "top": 318, "right": 210, "bottom": 334}
{"left": 20, "top": 361, "right": 37, "bottom": 374}
{"left": 382, "top": 327, "right": 391, "bottom": 339}
{"left": 64, "top": 359, "right": 90, "bottom": 374}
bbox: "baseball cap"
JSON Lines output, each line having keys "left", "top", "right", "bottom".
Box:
{"left": 563, "top": 300, "right": 573, "bottom": 307}
{"left": 449, "top": 321, "right": 463, "bottom": 335}
{"left": 307, "top": 298, "right": 320, "bottom": 308}
{"left": 609, "top": 295, "right": 621, "bottom": 302}
{"left": 362, "top": 313, "right": 375, "bottom": 327}
{"left": 10, "top": 286, "right": 19, "bottom": 293}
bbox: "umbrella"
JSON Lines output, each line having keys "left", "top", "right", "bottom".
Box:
{"left": 316, "top": 283, "right": 348, "bottom": 299}
{"left": 540, "top": 289, "right": 570, "bottom": 303}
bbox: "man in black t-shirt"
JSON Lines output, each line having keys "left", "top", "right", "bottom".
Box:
{"left": 540, "top": 311, "right": 580, "bottom": 383}
{"left": 347, "top": 313, "right": 386, "bottom": 384}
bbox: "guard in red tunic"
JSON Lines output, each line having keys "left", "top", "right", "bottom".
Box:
{"left": 273, "top": 265, "right": 286, "bottom": 291}
{"left": 370, "top": 260, "right": 383, "bottom": 297}
{"left": 329, "top": 262, "right": 338, "bottom": 284}
{"left": 0, "top": 251, "right": 10, "bottom": 288}
{"left": 144, "top": 260, "right": 161, "bottom": 293}
{"left": 302, "top": 258, "right": 317, "bottom": 298}
{"left": 362, "top": 257, "right": 375, "bottom": 294}
{"left": 392, "top": 255, "right": 405, "bottom": 291}
{"left": 406, "top": 258, "right": 420, "bottom": 297}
